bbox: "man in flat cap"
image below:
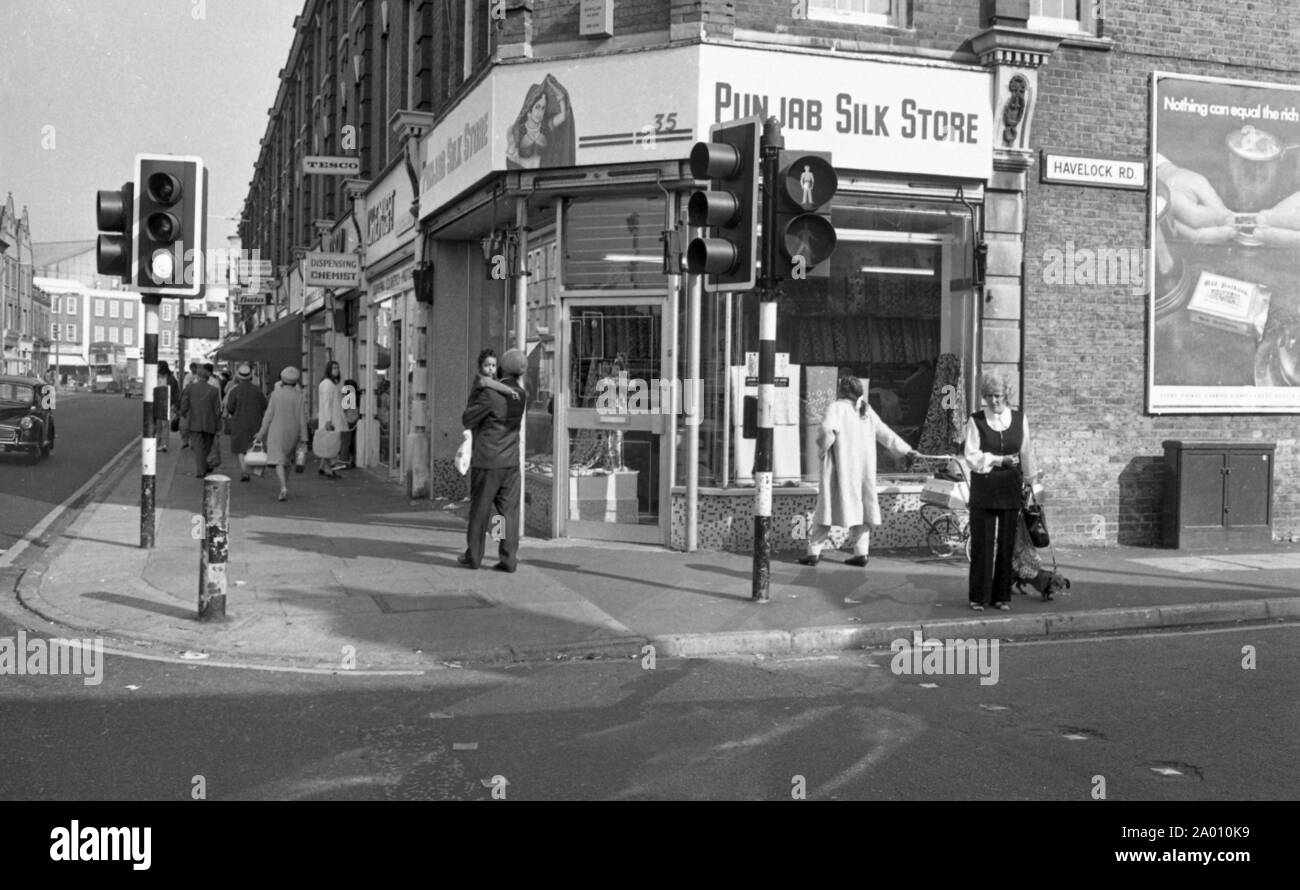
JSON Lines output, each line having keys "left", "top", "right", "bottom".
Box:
{"left": 459, "top": 347, "right": 527, "bottom": 572}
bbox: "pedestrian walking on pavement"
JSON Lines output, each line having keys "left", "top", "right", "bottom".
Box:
{"left": 225, "top": 363, "right": 268, "bottom": 482}
{"left": 179, "top": 361, "right": 199, "bottom": 449}
{"left": 459, "top": 347, "right": 527, "bottom": 572}
{"left": 315, "top": 361, "right": 345, "bottom": 479}
{"left": 963, "top": 369, "right": 1038, "bottom": 611}
{"left": 800, "top": 373, "right": 916, "bottom": 567}
{"left": 179, "top": 365, "right": 222, "bottom": 478}
{"left": 256, "top": 366, "right": 309, "bottom": 501}
{"left": 154, "top": 360, "right": 181, "bottom": 453}
{"left": 337, "top": 378, "right": 360, "bottom": 469}
{"left": 204, "top": 363, "right": 224, "bottom": 470}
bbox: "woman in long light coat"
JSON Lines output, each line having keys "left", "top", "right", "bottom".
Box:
{"left": 256, "top": 366, "right": 308, "bottom": 501}
{"left": 316, "top": 360, "right": 346, "bottom": 478}
{"left": 799, "top": 374, "right": 915, "bottom": 567}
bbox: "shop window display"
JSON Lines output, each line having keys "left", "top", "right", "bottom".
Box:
{"left": 682, "top": 196, "right": 975, "bottom": 488}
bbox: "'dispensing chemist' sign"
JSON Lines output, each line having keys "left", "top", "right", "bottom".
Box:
{"left": 304, "top": 252, "right": 361, "bottom": 288}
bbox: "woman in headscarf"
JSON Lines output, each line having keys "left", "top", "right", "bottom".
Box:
{"left": 225, "top": 363, "right": 268, "bottom": 482}
{"left": 256, "top": 366, "right": 308, "bottom": 502}
{"left": 799, "top": 374, "right": 916, "bottom": 568}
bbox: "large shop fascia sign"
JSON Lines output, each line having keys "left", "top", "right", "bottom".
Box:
{"left": 417, "top": 45, "right": 991, "bottom": 216}
{"left": 698, "top": 45, "right": 991, "bottom": 180}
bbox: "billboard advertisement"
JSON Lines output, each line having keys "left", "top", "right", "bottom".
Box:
{"left": 1150, "top": 72, "right": 1300, "bottom": 413}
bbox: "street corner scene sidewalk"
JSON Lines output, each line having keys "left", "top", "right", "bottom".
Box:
{"left": 17, "top": 437, "right": 1300, "bottom": 672}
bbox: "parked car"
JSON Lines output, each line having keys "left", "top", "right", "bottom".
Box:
{"left": 0, "top": 376, "right": 56, "bottom": 463}
{"left": 125, "top": 376, "right": 145, "bottom": 398}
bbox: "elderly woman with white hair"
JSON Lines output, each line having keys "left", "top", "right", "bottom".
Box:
{"left": 963, "top": 368, "right": 1037, "bottom": 611}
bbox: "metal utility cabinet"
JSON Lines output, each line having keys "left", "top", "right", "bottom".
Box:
{"left": 1161, "top": 440, "right": 1275, "bottom": 549}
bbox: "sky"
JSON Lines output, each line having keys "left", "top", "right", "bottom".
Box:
{"left": 0, "top": 0, "right": 302, "bottom": 249}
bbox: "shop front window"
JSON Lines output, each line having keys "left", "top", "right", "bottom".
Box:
{"left": 683, "top": 195, "right": 977, "bottom": 488}
{"left": 561, "top": 195, "right": 664, "bottom": 291}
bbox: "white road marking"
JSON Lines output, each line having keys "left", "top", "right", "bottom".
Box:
{"left": 0, "top": 436, "right": 140, "bottom": 569}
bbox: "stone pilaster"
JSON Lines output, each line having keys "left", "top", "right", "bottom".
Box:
{"left": 969, "top": 24, "right": 1062, "bottom": 375}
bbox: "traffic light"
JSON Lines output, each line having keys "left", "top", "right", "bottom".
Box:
{"left": 772, "top": 150, "right": 838, "bottom": 281}
{"left": 686, "top": 117, "right": 761, "bottom": 292}
{"left": 96, "top": 183, "right": 133, "bottom": 284}
{"left": 134, "top": 154, "right": 207, "bottom": 297}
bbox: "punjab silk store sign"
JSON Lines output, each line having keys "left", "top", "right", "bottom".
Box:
{"left": 697, "top": 45, "right": 992, "bottom": 180}
{"left": 417, "top": 45, "right": 991, "bottom": 215}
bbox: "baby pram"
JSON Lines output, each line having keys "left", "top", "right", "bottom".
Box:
{"left": 913, "top": 454, "right": 971, "bottom": 561}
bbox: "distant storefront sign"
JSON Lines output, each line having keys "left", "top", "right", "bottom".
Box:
{"left": 1149, "top": 72, "right": 1300, "bottom": 413}
{"left": 304, "top": 252, "right": 361, "bottom": 288}
{"left": 303, "top": 156, "right": 361, "bottom": 176}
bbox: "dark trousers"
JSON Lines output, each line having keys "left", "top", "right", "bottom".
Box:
{"left": 338, "top": 429, "right": 355, "bottom": 465}
{"left": 969, "top": 506, "right": 1019, "bottom": 605}
{"left": 191, "top": 432, "right": 215, "bottom": 477}
{"left": 464, "top": 466, "right": 520, "bottom": 569}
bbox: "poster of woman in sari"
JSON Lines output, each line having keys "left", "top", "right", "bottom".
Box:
{"left": 505, "top": 74, "right": 576, "bottom": 170}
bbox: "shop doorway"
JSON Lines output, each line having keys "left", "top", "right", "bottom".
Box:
{"left": 557, "top": 297, "right": 669, "bottom": 544}
{"left": 374, "top": 305, "right": 403, "bottom": 474}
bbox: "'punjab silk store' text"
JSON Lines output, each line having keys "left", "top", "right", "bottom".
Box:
{"left": 424, "top": 112, "right": 491, "bottom": 191}
{"left": 713, "top": 82, "right": 980, "bottom": 144}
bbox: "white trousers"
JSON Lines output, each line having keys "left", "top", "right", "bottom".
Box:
{"left": 807, "top": 523, "right": 870, "bottom": 557}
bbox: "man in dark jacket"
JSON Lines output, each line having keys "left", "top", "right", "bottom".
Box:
{"left": 459, "top": 348, "right": 527, "bottom": 571}
{"left": 180, "top": 365, "right": 222, "bottom": 477}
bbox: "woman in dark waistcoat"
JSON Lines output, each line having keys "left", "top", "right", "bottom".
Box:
{"left": 963, "top": 370, "right": 1037, "bottom": 611}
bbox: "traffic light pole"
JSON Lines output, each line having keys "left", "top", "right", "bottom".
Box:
{"left": 141, "top": 296, "right": 161, "bottom": 548}
{"left": 752, "top": 117, "right": 783, "bottom": 604}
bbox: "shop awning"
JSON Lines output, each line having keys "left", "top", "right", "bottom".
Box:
{"left": 214, "top": 314, "right": 302, "bottom": 380}
{"left": 50, "top": 355, "right": 87, "bottom": 367}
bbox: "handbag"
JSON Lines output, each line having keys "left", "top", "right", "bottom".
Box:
{"left": 313, "top": 426, "right": 341, "bottom": 460}
{"left": 244, "top": 440, "right": 269, "bottom": 468}
{"left": 1022, "top": 487, "right": 1051, "bottom": 548}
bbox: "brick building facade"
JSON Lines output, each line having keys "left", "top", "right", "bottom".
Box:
{"left": 238, "top": 0, "right": 1300, "bottom": 550}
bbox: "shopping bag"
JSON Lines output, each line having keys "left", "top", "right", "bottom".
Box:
{"left": 455, "top": 430, "right": 473, "bottom": 476}
{"left": 1012, "top": 511, "right": 1044, "bottom": 579}
{"left": 313, "top": 427, "right": 341, "bottom": 460}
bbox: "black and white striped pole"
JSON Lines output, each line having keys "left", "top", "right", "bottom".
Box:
{"left": 752, "top": 116, "right": 783, "bottom": 604}
{"left": 140, "top": 295, "right": 161, "bottom": 548}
